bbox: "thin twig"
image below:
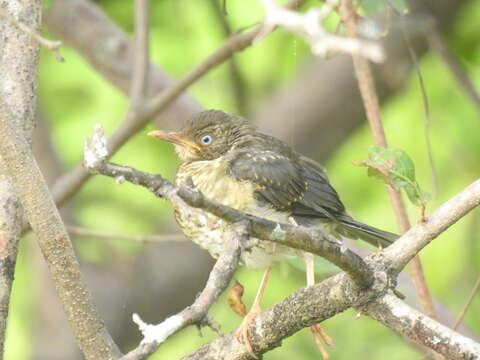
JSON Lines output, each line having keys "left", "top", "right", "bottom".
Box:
{"left": 428, "top": 28, "right": 480, "bottom": 112}
{"left": 452, "top": 274, "right": 480, "bottom": 330}
{"left": 384, "top": 179, "right": 480, "bottom": 271}
{"left": 0, "top": 8, "right": 64, "bottom": 62}
{"left": 402, "top": 22, "right": 438, "bottom": 198}
{"left": 208, "top": 0, "right": 249, "bottom": 115}
{"left": 121, "top": 225, "right": 243, "bottom": 360}
{"left": 129, "top": 0, "right": 150, "bottom": 108}
{"left": 339, "top": 0, "right": 439, "bottom": 340}
{"left": 258, "top": 0, "right": 384, "bottom": 62}
{"left": 67, "top": 225, "right": 186, "bottom": 243}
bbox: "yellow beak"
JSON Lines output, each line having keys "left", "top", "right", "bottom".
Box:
{"left": 148, "top": 130, "right": 201, "bottom": 152}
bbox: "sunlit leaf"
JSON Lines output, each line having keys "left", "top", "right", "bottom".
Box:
{"left": 354, "top": 146, "right": 430, "bottom": 208}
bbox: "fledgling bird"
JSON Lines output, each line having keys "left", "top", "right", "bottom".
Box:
{"left": 148, "top": 109, "right": 397, "bottom": 353}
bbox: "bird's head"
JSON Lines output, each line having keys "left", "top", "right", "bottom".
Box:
{"left": 148, "top": 110, "right": 255, "bottom": 162}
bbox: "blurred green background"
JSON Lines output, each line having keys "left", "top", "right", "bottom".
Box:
{"left": 4, "top": 0, "right": 480, "bottom": 359}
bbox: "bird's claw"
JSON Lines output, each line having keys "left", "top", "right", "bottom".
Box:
{"left": 235, "top": 306, "right": 261, "bottom": 357}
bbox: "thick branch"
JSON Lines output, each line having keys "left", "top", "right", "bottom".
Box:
{"left": 0, "top": 0, "right": 41, "bottom": 356}
{"left": 0, "top": 104, "right": 120, "bottom": 359}
{"left": 366, "top": 294, "right": 480, "bottom": 359}
{"left": 385, "top": 179, "right": 480, "bottom": 271}
{"left": 182, "top": 272, "right": 373, "bottom": 360}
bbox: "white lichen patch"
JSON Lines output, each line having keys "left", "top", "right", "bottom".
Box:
{"left": 84, "top": 124, "right": 108, "bottom": 168}
{"left": 270, "top": 223, "right": 286, "bottom": 241}
{"left": 115, "top": 175, "right": 125, "bottom": 184}
{"left": 133, "top": 313, "right": 183, "bottom": 344}
{"left": 389, "top": 296, "right": 414, "bottom": 318}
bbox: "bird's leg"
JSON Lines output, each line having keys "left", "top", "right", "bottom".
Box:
{"left": 235, "top": 266, "right": 272, "bottom": 353}
{"left": 304, "top": 253, "right": 333, "bottom": 360}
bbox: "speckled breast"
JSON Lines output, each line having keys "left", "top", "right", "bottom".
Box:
{"left": 173, "top": 157, "right": 298, "bottom": 269}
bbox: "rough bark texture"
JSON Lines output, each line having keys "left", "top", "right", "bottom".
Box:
{"left": 367, "top": 295, "right": 480, "bottom": 360}
{"left": 0, "top": 100, "right": 122, "bottom": 359}
{"left": 0, "top": 0, "right": 41, "bottom": 356}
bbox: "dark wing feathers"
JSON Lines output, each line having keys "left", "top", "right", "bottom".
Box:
{"left": 228, "top": 150, "right": 306, "bottom": 210}
{"left": 293, "top": 156, "right": 345, "bottom": 216}
{"left": 227, "top": 149, "right": 397, "bottom": 247}
{"left": 227, "top": 150, "right": 345, "bottom": 220}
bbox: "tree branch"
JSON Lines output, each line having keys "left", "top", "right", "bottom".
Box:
{"left": 384, "top": 179, "right": 480, "bottom": 271}
{"left": 0, "top": 7, "right": 64, "bottom": 62}
{"left": 181, "top": 272, "right": 375, "bottom": 360}
{"left": 0, "top": 0, "right": 41, "bottom": 355}
{"left": 121, "top": 225, "right": 243, "bottom": 360}
{"left": 129, "top": 0, "right": 149, "bottom": 108}
{"left": 83, "top": 126, "right": 373, "bottom": 287}
{"left": 259, "top": 0, "right": 384, "bottom": 62}
{"left": 366, "top": 294, "right": 480, "bottom": 360}
{"left": 427, "top": 27, "right": 480, "bottom": 112}
{"left": 0, "top": 104, "right": 120, "bottom": 358}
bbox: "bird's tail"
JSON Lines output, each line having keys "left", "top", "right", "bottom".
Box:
{"left": 337, "top": 215, "right": 398, "bottom": 248}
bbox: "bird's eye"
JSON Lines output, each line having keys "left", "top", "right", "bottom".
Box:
{"left": 200, "top": 134, "right": 213, "bottom": 145}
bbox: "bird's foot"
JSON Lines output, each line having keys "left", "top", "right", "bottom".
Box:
{"left": 235, "top": 303, "right": 262, "bottom": 355}
{"left": 311, "top": 324, "right": 334, "bottom": 360}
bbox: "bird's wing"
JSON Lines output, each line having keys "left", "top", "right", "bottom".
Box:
{"left": 227, "top": 150, "right": 341, "bottom": 220}
{"left": 290, "top": 156, "right": 346, "bottom": 218}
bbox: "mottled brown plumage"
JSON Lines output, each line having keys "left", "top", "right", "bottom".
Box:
{"left": 148, "top": 109, "right": 398, "bottom": 269}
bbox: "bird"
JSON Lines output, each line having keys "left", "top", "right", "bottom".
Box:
{"left": 148, "top": 109, "right": 397, "bottom": 355}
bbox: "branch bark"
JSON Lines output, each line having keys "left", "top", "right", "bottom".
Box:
{"left": 0, "top": 102, "right": 121, "bottom": 359}
{"left": 0, "top": 1, "right": 41, "bottom": 356}
{"left": 121, "top": 226, "right": 243, "bottom": 360}
{"left": 366, "top": 294, "right": 480, "bottom": 360}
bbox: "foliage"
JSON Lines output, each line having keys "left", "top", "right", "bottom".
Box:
{"left": 354, "top": 146, "right": 430, "bottom": 208}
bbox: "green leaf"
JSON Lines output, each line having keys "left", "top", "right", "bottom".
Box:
{"left": 354, "top": 146, "right": 430, "bottom": 208}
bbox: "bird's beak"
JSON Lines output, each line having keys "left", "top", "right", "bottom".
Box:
{"left": 148, "top": 130, "right": 201, "bottom": 152}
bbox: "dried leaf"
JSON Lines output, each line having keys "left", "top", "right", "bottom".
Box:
{"left": 227, "top": 280, "right": 247, "bottom": 317}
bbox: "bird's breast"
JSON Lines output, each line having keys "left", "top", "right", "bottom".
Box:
{"left": 174, "top": 157, "right": 298, "bottom": 268}
{"left": 176, "top": 157, "right": 257, "bottom": 210}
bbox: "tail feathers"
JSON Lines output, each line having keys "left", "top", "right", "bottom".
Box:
{"left": 337, "top": 216, "right": 398, "bottom": 248}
